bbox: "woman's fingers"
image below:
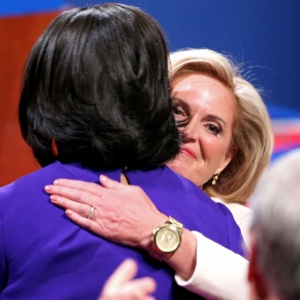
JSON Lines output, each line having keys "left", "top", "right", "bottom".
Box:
{"left": 45, "top": 175, "right": 127, "bottom": 205}
{"left": 45, "top": 175, "right": 166, "bottom": 250}
{"left": 99, "top": 259, "right": 156, "bottom": 300}
{"left": 53, "top": 178, "right": 102, "bottom": 196}
{"left": 100, "top": 175, "right": 125, "bottom": 190}
{"left": 112, "top": 278, "right": 156, "bottom": 300}
{"left": 44, "top": 184, "right": 100, "bottom": 206}
{"left": 105, "top": 259, "right": 138, "bottom": 286}
{"left": 65, "top": 209, "right": 100, "bottom": 232}
{"left": 49, "top": 194, "right": 91, "bottom": 217}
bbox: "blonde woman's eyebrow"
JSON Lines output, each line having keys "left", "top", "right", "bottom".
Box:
{"left": 171, "top": 96, "right": 190, "bottom": 111}
{"left": 205, "top": 114, "right": 226, "bottom": 128}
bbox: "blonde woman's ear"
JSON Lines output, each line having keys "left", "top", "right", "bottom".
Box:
{"left": 216, "top": 146, "right": 238, "bottom": 174}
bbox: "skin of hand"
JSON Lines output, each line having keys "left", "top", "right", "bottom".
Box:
{"left": 44, "top": 176, "right": 197, "bottom": 279}
{"left": 99, "top": 258, "right": 156, "bottom": 300}
{"left": 45, "top": 175, "right": 166, "bottom": 251}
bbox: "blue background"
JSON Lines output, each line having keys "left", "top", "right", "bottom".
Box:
{"left": 1, "top": 0, "right": 300, "bottom": 162}
{"left": 1, "top": 0, "right": 300, "bottom": 118}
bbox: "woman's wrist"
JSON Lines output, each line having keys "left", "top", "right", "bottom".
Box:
{"left": 146, "top": 217, "right": 197, "bottom": 280}
{"left": 139, "top": 213, "right": 169, "bottom": 251}
{"left": 149, "top": 216, "right": 184, "bottom": 262}
{"left": 166, "top": 229, "right": 197, "bottom": 279}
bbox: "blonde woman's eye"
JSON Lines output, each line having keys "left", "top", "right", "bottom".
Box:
{"left": 207, "top": 124, "right": 221, "bottom": 135}
{"left": 172, "top": 106, "right": 183, "bottom": 116}
{"left": 172, "top": 105, "right": 190, "bottom": 127}
{"left": 172, "top": 106, "right": 186, "bottom": 119}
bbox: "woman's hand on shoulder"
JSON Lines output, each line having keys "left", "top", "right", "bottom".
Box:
{"left": 44, "top": 175, "right": 167, "bottom": 250}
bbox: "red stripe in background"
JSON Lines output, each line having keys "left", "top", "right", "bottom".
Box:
{"left": 272, "top": 119, "right": 300, "bottom": 152}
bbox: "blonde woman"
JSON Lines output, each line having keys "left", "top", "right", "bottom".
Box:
{"left": 168, "top": 49, "right": 273, "bottom": 248}
{"left": 46, "top": 49, "right": 274, "bottom": 299}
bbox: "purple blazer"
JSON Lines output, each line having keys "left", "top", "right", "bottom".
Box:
{"left": 0, "top": 162, "right": 244, "bottom": 299}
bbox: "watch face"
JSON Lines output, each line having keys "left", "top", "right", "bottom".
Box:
{"left": 155, "top": 225, "right": 181, "bottom": 252}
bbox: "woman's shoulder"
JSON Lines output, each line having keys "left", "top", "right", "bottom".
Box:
{"left": 212, "top": 197, "right": 252, "bottom": 249}
{"left": 127, "top": 167, "right": 245, "bottom": 250}
{"left": 0, "top": 162, "right": 62, "bottom": 191}
{"left": 127, "top": 166, "right": 215, "bottom": 205}
{"left": 0, "top": 161, "right": 90, "bottom": 206}
{"left": 211, "top": 197, "right": 252, "bottom": 223}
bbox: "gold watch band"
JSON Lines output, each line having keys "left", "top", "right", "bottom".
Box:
{"left": 167, "top": 216, "right": 183, "bottom": 234}
{"left": 149, "top": 216, "right": 183, "bottom": 261}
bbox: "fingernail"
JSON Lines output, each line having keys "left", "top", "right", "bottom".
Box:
{"left": 66, "top": 209, "right": 73, "bottom": 216}
{"left": 53, "top": 180, "right": 60, "bottom": 185}
{"left": 100, "top": 175, "right": 107, "bottom": 181}
{"left": 50, "top": 195, "right": 58, "bottom": 202}
{"left": 44, "top": 185, "right": 52, "bottom": 191}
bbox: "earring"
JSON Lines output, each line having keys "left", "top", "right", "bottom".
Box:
{"left": 212, "top": 173, "right": 220, "bottom": 186}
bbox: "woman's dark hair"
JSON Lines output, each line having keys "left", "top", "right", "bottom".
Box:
{"left": 19, "top": 3, "right": 180, "bottom": 169}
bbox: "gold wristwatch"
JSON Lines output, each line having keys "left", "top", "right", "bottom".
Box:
{"left": 149, "top": 216, "right": 183, "bottom": 261}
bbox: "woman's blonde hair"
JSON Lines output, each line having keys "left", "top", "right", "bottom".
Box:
{"left": 170, "top": 48, "right": 274, "bottom": 204}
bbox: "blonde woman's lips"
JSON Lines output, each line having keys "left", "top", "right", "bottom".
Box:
{"left": 180, "top": 146, "right": 196, "bottom": 159}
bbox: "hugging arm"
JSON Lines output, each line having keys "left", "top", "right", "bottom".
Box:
{"left": 176, "top": 231, "right": 249, "bottom": 299}
{"left": 45, "top": 175, "right": 197, "bottom": 279}
{"left": 45, "top": 176, "right": 249, "bottom": 299}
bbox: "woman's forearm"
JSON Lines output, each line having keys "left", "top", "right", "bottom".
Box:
{"left": 161, "top": 228, "right": 197, "bottom": 280}
{"left": 175, "top": 231, "right": 249, "bottom": 300}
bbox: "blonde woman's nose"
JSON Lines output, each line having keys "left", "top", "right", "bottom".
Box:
{"left": 181, "top": 121, "right": 199, "bottom": 143}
